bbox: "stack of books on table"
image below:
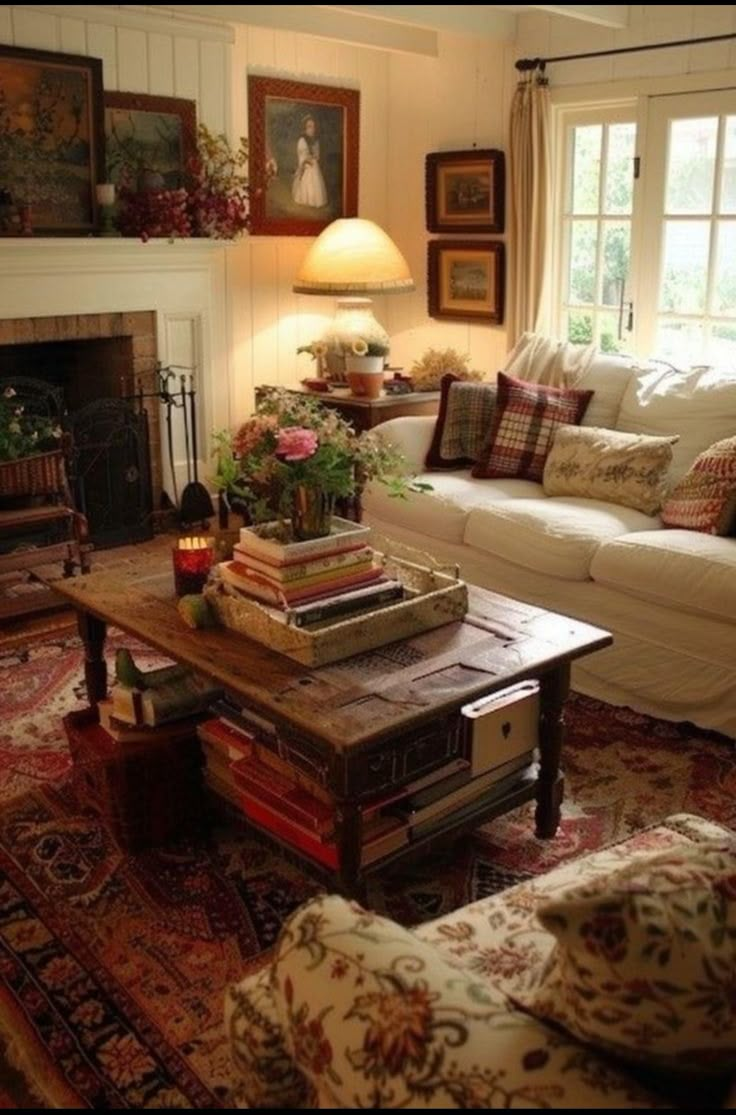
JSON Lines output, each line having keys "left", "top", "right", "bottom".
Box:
{"left": 217, "top": 518, "right": 405, "bottom": 627}
{"left": 197, "top": 701, "right": 410, "bottom": 869}
{"left": 98, "top": 664, "right": 221, "bottom": 745}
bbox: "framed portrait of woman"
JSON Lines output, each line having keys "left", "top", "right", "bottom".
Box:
{"left": 248, "top": 75, "right": 360, "bottom": 236}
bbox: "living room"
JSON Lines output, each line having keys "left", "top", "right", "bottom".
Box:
{"left": 0, "top": 2, "right": 735, "bottom": 1108}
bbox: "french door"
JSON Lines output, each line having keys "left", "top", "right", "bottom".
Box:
{"left": 638, "top": 89, "right": 736, "bottom": 365}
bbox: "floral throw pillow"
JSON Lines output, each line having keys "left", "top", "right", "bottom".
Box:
{"left": 425, "top": 374, "right": 497, "bottom": 470}
{"left": 661, "top": 435, "right": 736, "bottom": 534}
{"left": 472, "top": 372, "right": 593, "bottom": 483}
{"left": 513, "top": 840, "right": 736, "bottom": 1074}
{"left": 543, "top": 425, "right": 679, "bottom": 515}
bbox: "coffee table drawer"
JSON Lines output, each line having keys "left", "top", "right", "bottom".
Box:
{"left": 348, "top": 717, "right": 460, "bottom": 797}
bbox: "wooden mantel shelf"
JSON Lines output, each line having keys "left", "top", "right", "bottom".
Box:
{"left": 0, "top": 236, "right": 234, "bottom": 277}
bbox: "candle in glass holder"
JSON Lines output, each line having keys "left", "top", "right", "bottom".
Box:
{"left": 172, "top": 536, "right": 214, "bottom": 597}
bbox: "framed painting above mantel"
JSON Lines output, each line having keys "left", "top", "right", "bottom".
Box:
{"left": 248, "top": 75, "right": 359, "bottom": 236}
{"left": 0, "top": 44, "right": 104, "bottom": 235}
{"left": 426, "top": 148, "right": 505, "bottom": 234}
{"left": 104, "top": 91, "right": 196, "bottom": 190}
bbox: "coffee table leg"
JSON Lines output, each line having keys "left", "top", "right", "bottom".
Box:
{"left": 335, "top": 800, "right": 366, "bottom": 903}
{"left": 77, "top": 609, "right": 108, "bottom": 707}
{"left": 535, "top": 662, "right": 570, "bottom": 839}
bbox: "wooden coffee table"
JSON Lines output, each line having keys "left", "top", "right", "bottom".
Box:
{"left": 54, "top": 566, "right": 611, "bottom": 899}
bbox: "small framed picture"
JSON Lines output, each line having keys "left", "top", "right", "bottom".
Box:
{"left": 248, "top": 75, "right": 360, "bottom": 236}
{"left": 426, "top": 149, "right": 504, "bottom": 233}
{"left": 428, "top": 240, "right": 505, "bottom": 324}
{"left": 104, "top": 91, "right": 196, "bottom": 189}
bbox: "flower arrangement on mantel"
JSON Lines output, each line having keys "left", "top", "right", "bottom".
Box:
{"left": 410, "top": 347, "right": 483, "bottom": 391}
{"left": 212, "top": 387, "right": 430, "bottom": 537}
{"left": 116, "top": 125, "right": 250, "bottom": 242}
{"left": 0, "top": 386, "right": 62, "bottom": 462}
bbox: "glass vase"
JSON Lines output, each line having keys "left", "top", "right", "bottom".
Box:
{"left": 290, "top": 486, "right": 334, "bottom": 541}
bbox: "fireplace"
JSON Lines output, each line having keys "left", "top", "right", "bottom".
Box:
{"left": 0, "top": 312, "right": 162, "bottom": 547}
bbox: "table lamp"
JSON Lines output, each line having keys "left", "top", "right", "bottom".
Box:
{"left": 293, "top": 218, "right": 414, "bottom": 379}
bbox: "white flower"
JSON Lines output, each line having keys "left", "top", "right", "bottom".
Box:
{"left": 31, "top": 430, "right": 38, "bottom": 441}
{"left": 51, "top": 425, "right": 62, "bottom": 439}
{"left": 14, "top": 406, "right": 23, "bottom": 416}
{"left": 312, "top": 341, "right": 328, "bottom": 358}
{"left": 351, "top": 338, "right": 369, "bottom": 356}
{"left": 8, "top": 420, "right": 20, "bottom": 434}
{"left": 3, "top": 386, "right": 16, "bottom": 398}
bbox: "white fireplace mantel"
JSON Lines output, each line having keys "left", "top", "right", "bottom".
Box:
{"left": 0, "top": 237, "right": 233, "bottom": 499}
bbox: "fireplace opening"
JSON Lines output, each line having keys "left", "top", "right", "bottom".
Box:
{"left": 0, "top": 312, "right": 161, "bottom": 549}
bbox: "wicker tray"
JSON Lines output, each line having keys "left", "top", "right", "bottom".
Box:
{"left": 204, "top": 553, "right": 468, "bottom": 667}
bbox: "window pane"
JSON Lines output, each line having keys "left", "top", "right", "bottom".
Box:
{"left": 714, "top": 222, "right": 736, "bottom": 315}
{"left": 665, "top": 117, "right": 717, "bottom": 214}
{"left": 601, "top": 221, "right": 630, "bottom": 307}
{"left": 604, "top": 122, "right": 635, "bottom": 214}
{"left": 660, "top": 220, "right": 710, "bottom": 314}
{"left": 720, "top": 117, "right": 736, "bottom": 214}
{"left": 597, "top": 311, "right": 626, "bottom": 353}
{"left": 655, "top": 320, "right": 704, "bottom": 366}
{"left": 568, "top": 221, "right": 598, "bottom": 304}
{"left": 571, "top": 125, "right": 602, "bottom": 214}
{"left": 710, "top": 324, "right": 736, "bottom": 365}
{"left": 567, "top": 310, "right": 594, "bottom": 345}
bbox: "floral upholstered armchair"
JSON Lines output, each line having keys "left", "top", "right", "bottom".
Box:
{"left": 226, "top": 813, "right": 736, "bottom": 1109}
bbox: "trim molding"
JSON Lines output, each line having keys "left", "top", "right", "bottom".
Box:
{"left": 16, "top": 5, "right": 235, "bottom": 42}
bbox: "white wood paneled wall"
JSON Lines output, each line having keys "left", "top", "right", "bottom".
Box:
{"left": 226, "top": 24, "right": 391, "bottom": 421}
{"left": 0, "top": 5, "right": 231, "bottom": 132}
{"left": 386, "top": 31, "right": 515, "bottom": 378}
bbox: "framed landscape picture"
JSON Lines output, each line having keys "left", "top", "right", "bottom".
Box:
{"left": 104, "top": 92, "right": 196, "bottom": 189}
{"left": 0, "top": 44, "right": 104, "bottom": 234}
{"left": 426, "top": 149, "right": 505, "bottom": 233}
{"left": 248, "top": 75, "right": 359, "bottom": 235}
{"left": 428, "top": 240, "right": 505, "bottom": 324}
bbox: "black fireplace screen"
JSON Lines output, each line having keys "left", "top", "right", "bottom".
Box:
{"left": 68, "top": 398, "right": 153, "bottom": 548}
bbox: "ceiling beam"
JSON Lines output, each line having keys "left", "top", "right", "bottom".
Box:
{"left": 530, "top": 5, "right": 629, "bottom": 28}
{"left": 330, "top": 6, "right": 518, "bottom": 39}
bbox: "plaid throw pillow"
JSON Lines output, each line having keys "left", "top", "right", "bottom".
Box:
{"left": 472, "top": 372, "right": 594, "bottom": 482}
{"left": 425, "top": 374, "right": 497, "bottom": 470}
{"left": 661, "top": 435, "right": 736, "bottom": 535}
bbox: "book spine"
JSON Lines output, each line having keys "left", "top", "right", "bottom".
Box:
{"left": 231, "top": 760, "right": 334, "bottom": 834}
{"left": 233, "top": 545, "right": 372, "bottom": 581}
{"left": 230, "top": 558, "right": 374, "bottom": 592}
{"left": 412, "top": 765, "right": 535, "bottom": 841}
{"left": 253, "top": 744, "right": 333, "bottom": 805}
{"left": 240, "top": 794, "right": 339, "bottom": 869}
{"left": 141, "top": 679, "right": 220, "bottom": 726}
{"left": 222, "top": 563, "right": 383, "bottom": 606}
{"left": 289, "top": 582, "right": 403, "bottom": 627}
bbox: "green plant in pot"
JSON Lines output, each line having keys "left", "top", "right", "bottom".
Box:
{"left": 212, "top": 387, "right": 430, "bottom": 540}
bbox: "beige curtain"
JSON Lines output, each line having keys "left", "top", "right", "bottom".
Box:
{"left": 507, "top": 73, "right": 551, "bottom": 346}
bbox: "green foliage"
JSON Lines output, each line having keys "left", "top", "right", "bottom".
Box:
{"left": 0, "top": 387, "right": 62, "bottom": 462}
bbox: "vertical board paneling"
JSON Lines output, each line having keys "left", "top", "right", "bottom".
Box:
{"left": 199, "top": 39, "right": 226, "bottom": 131}
{"left": 116, "top": 27, "right": 148, "bottom": 92}
{"left": 148, "top": 32, "right": 174, "bottom": 96}
{"left": 246, "top": 26, "right": 276, "bottom": 68}
{"left": 10, "top": 7, "right": 56, "bottom": 49}
{"left": 58, "top": 16, "right": 86, "bottom": 55}
{"left": 0, "top": 7, "right": 12, "bottom": 42}
{"left": 250, "top": 240, "right": 280, "bottom": 402}
{"left": 174, "top": 36, "right": 200, "bottom": 101}
{"left": 87, "top": 22, "right": 118, "bottom": 89}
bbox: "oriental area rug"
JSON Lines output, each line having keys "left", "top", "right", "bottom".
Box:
{"left": 0, "top": 628, "right": 735, "bottom": 1107}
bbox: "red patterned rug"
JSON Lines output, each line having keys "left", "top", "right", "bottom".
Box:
{"left": 0, "top": 629, "right": 734, "bottom": 1106}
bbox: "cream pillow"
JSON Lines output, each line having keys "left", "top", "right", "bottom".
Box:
{"left": 543, "top": 425, "right": 679, "bottom": 515}
{"left": 513, "top": 839, "right": 736, "bottom": 1075}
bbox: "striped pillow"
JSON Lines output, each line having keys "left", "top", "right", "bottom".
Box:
{"left": 661, "top": 435, "right": 736, "bottom": 535}
{"left": 472, "top": 372, "right": 593, "bottom": 483}
{"left": 425, "top": 374, "right": 497, "bottom": 470}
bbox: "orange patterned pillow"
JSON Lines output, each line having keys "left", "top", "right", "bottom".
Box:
{"left": 661, "top": 435, "right": 736, "bottom": 535}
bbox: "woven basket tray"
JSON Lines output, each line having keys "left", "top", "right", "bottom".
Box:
{"left": 0, "top": 450, "right": 66, "bottom": 497}
{"left": 204, "top": 553, "right": 468, "bottom": 667}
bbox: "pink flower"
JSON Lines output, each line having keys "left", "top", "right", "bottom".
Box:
{"left": 275, "top": 426, "right": 318, "bottom": 461}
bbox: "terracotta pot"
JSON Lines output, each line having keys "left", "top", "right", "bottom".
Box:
{"left": 346, "top": 357, "right": 385, "bottom": 399}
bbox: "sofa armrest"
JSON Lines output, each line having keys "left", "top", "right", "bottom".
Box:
{"left": 372, "top": 415, "right": 435, "bottom": 474}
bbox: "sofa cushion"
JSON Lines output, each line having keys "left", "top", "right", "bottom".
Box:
{"left": 661, "top": 435, "right": 736, "bottom": 535}
{"left": 364, "top": 472, "right": 544, "bottom": 545}
{"left": 472, "top": 372, "right": 594, "bottom": 483}
{"left": 590, "top": 529, "right": 736, "bottom": 621}
{"left": 543, "top": 426, "right": 678, "bottom": 515}
{"left": 425, "top": 374, "right": 497, "bottom": 470}
{"left": 616, "top": 364, "right": 736, "bottom": 484}
{"left": 577, "top": 353, "right": 637, "bottom": 429}
{"left": 464, "top": 496, "right": 659, "bottom": 581}
{"left": 514, "top": 838, "right": 736, "bottom": 1075}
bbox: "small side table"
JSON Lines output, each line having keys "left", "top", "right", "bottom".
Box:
{"left": 259, "top": 386, "right": 440, "bottom": 433}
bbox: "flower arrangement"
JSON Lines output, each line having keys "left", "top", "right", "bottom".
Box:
{"left": 0, "top": 386, "right": 62, "bottom": 461}
{"left": 410, "top": 347, "right": 483, "bottom": 391}
{"left": 351, "top": 337, "right": 389, "bottom": 358}
{"left": 213, "top": 387, "right": 430, "bottom": 532}
{"left": 116, "top": 125, "right": 250, "bottom": 242}
{"left": 296, "top": 340, "right": 329, "bottom": 362}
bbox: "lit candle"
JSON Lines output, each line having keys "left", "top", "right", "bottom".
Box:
{"left": 172, "top": 536, "right": 214, "bottom": 596}
{"left": 96, "top": 183, "right": 116, "bottom": 207}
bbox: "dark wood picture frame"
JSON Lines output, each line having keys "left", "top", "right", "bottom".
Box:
{"left": 248, "top": 74, "right": 359, "bottom": 236}
{"left": 0, "top": 44, "right": 104, "bottom": 235}
{"left": 428, "top": 240, "right": 505, "bottom": 324}
{"left": 426, "top": 149, "right": 505, "bottom": 233}
{"left": 104, "top": 91, "right": 196, "bottom": 189}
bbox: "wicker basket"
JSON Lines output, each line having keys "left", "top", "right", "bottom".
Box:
{"left": 0, "top": 450, "right": 66, "bottom": 497}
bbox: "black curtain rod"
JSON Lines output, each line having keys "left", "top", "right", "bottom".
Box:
{"left": 516, "top": 31, "right": 736, "bottom": 73}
